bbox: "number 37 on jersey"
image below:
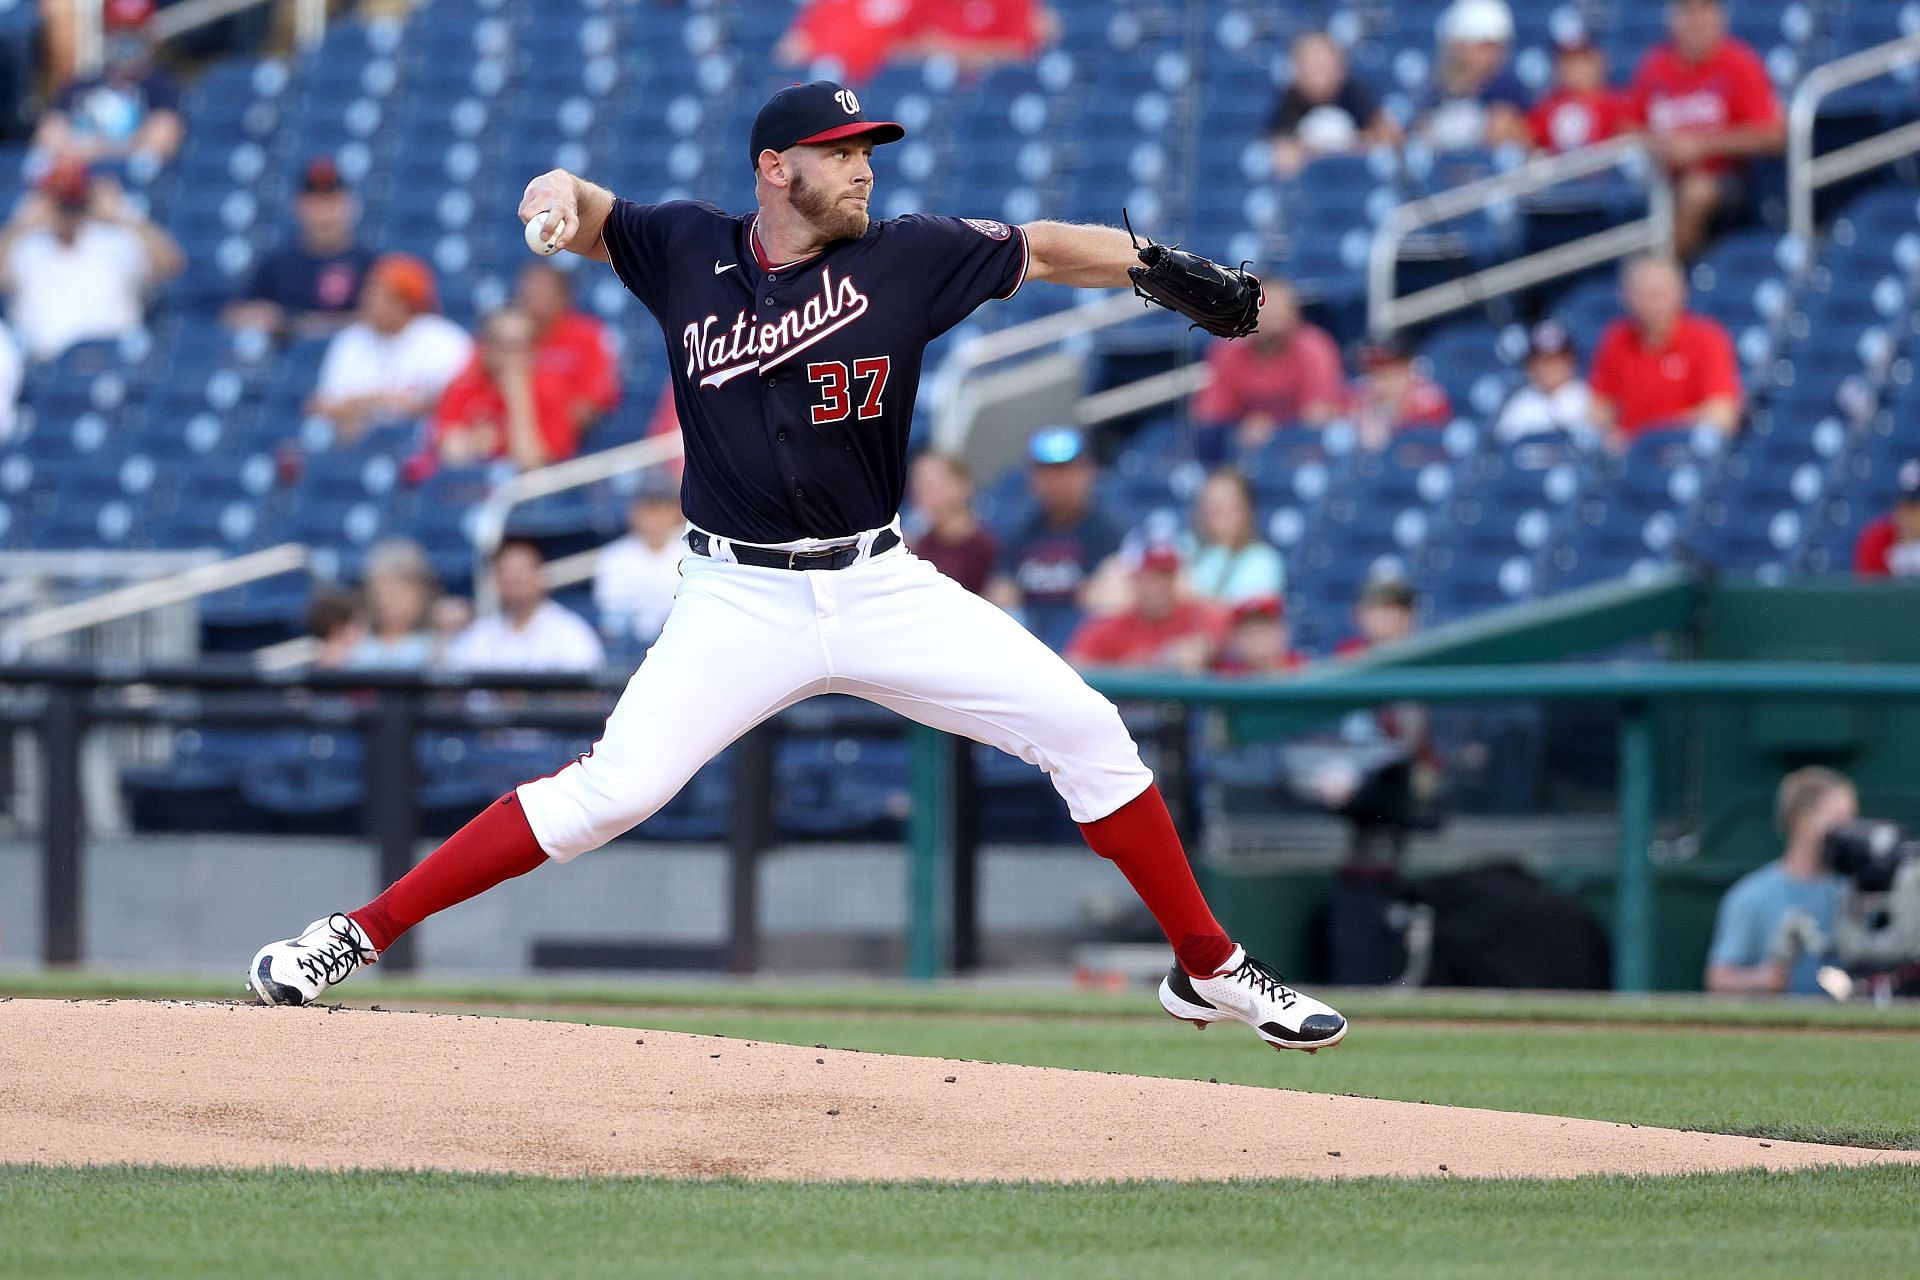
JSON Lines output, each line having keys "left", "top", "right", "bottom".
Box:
{"left": 806, "top": 356, "right": 891, "bottom": 425}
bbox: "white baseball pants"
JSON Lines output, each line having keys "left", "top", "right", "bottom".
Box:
{"left": 516, "top": 537, "right": 1155, "bottom": 861}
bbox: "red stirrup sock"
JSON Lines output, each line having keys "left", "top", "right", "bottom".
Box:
{"left": 349, "top": 791, "right": 550, "bottom": 954}
{"left": 1078, "top": 784, "right": 1235, "bottom": 977}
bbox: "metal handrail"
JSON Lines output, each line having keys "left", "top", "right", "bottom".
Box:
{"left": 928, "top": 292, "right": 1152, "bottom": 452}
{"left": 1368, "top": 135, "right": 1673, "bottom": 337}
{"left": 1074, "top": 360, "right": 1210, "bottom": 427}
{"left": 469, "top": 432, "right": 686, "bottom": 616}
{"left": 1787, "top": 32, "right": 1920, "bottom": 243}
{"left": 0, "top": 543, "right": 311, "bottom": 659}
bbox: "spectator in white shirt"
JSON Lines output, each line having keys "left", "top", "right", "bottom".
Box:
{"left": 446, "top": 539, "right": 606, "bottom": 673}
{"left": 310, "top": 252, "right": 472, "bottom": 442}
{"left": 0, "top": 158, "right": 182, "bottom": 360}
{"left": 1495, "top": 320, "right": 1597, "bottom": 442}
{"left": 592, "top": 472, "right": 685, "bottom": 648}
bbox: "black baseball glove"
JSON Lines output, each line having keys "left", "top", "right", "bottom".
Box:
{"left": 1123, "top": 212, "right": 1262, "bottom": 339}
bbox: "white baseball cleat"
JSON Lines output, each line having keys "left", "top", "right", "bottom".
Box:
{"left": 247, "top": 913, "right": 378, "bottom": 1007}
{"left": 1158, "top": 945, "right": 1348, "bottom": 1053}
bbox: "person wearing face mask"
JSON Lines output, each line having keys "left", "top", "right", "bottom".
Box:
{"left": 32, "top": 0, "right": 183, "bottom": 172}
{"left": 1413, "top": 0, "right": 1531, "bottom": 152}
{"left": 1267, "top": 31, "right": 1398, "bottom": 177}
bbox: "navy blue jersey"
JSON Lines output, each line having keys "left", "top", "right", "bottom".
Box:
{"left": 602, "top": 200, "right": 1029, "bottom": 544}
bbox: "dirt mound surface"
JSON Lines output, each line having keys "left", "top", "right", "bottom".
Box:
{"left": 1, "top": 1000, "right": 1909, "bottom": 1181}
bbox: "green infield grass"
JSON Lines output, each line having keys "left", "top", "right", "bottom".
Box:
{"left": 2, "top": 1163, "right": 1916, "bottom": 1280}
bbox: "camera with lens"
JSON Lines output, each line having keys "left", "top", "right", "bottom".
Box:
{"left": 1816, "top": 820, "right": 1920, "bottom": 997}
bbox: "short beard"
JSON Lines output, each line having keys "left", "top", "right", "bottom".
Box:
{"left": 789, "top": 169, "right": 869, "bottom": 242}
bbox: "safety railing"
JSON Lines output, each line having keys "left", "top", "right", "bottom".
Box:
{"left": 469, "top": 433, "right": 685, "bottom": 616}
{"left": 77, "top": 0, "right": 331, "bottom": 76}
{"left": 1787, "top": 32, "right": 1920, "bottom": 243}
{"left": 0, "top": 543, "right": 311, "bottom": 660}
{"left": 1368, "top": 135, "right": 1673, "bottom": 337}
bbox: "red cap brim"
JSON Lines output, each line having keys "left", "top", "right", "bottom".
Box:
{"left": 791, "top": 120, "right": 906, "bottom": 147}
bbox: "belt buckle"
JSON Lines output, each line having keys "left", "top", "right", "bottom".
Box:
{"left": 787, "top": 544, "right": 847, "bottom": 569}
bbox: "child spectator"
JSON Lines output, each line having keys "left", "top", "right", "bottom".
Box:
{"left": 0, "top": 159, "right": 181, "bottom": 359}
{"left": 1345, "top": 338, "right": 1452, "bottom": 451}
{"left": 1529, "top": 29, "right": 1635, "bottom": 154}
{"left": 1630, "top": 0, "right": 1784, "bottom": 259}
{"left": 1414, "top": 0, "right": 1531, "bottom": 151}
{"left": 516, "top": 263, "right": 620, "bottom": 437}
{"left": 225, "top": 157, "right": 376, "bottom": 340}
{"left": 1588, "top": 252, "right": 1741, "bottom": 447}
{"left": 1211, "top": 597, "right": 1306, "bottom": 676}
{"left": 1495, "top": 320, "right": 1597, "bottom": 441}
{"left": 1853, "top": 460, "right": 1920, "bottom": 579}
{"left": 1268, "top": 31, "right": 1398, "bottom": 178}
{"left": 310, "top": 254, "right": 472, "bottom": 441}
{"left": 1192, "top": 280, "right": 1345, "bottom": 460}
{"left": 1187, "top": 469, "right": 1285, "bottom": 606}
{"left": 306, "top": 588, "right": 366, "bottom": 672}
{"left": 906, "top": 451, "right": 998, "bottom": 596}
{"left": 1065, "top": 545, "right": 1227, "bottom": 673}
{"left": 432, "top": 308, "right": 582, "bottom": 471}
{"left": 593, "top": 473, "right": 687, "bottom": 648}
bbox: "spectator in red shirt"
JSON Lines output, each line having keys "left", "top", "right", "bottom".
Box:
{"left": 1854, "top": 459, "right": 1920, "bottom": 580}
{"left": 1345, "top": 337, "right": 1452, "bottom": 451}
{"left": 1588, "top": 252, "right": 1742, "bottom": 448}
{"left": 1191, "top": 280, "right": 1345, "bottom": 460}
{"left": 1212, "top": 597, "right": 1307, "bottom": 676}
{"left": 1630, "top": 0, "right": 1785, "bottom": 259}
{"left": 1530, "top": 29, "right": 1635, "bottom": 154}
{"left": 906, "top": 450, "right": 998, "bottom": 595}
{"left": 515, "top": 263, "right": 620, "bottom": 436}
{"left": 431, "top": 308, "right": 580, "bottom": 471}
{"left": 1066, "top": 545, "right": 1228, "bottom": 673}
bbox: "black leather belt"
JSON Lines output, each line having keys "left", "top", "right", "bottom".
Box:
{"left": 687, "top": 527, "right": 900, "bottom": 571}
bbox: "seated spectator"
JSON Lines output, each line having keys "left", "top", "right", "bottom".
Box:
{"left": 432, "top": 308, "right": 581, "bottom": 471}
{"left": 346, "top": 538, "right": 441, "bottom": 670}
{"left": 1192, "top": 280, "right": 1345, "bottom": 459}
{"left": 1268, "top": 31, "right": 1398, "bottom": 178}
{"left": 446, "top": 539, "right": 606, "bottom": 673}
{"left": 1345, "top": 338, "right": 1452, "bottom": 451}
{"left": 306, "top": 588, "right": 366, "bottom": 672}
{"left": 1065, "top": 545, "right": 1226, "bottom": 673}
{"left": 224, "top": 157, "right": 376, "bottom": 340}
{"left": 1337, "top": 575, "right": 1419, "bottom": 657}
{"left": 1187, "top": 469, "right": 1285, "bottom": 605}
{"left": 1854, "top": 459, "right": 1920, "bottom": 579}
{"left": 310, "top": 253, "right": 473, "bottom": 442}
{"left": 1631, "top": 0, "right": 1784, "bottom": 259}
{"left": 1326, "top": 577, "right": 1439, "bottom": 855}
{"left": 516, "top": 263, "right": 620, "bottom": 436}
{"left": 1529, "top": 27, "right": 1635, "bottom": 154}
{"left": 0, "top": 159, "right": 181, "bottom": 359}
{"left": 593, "top": 472, "right": 686, "bottom": 648}
{"left": 1495, "top": 320, "right": 1597, "bottom": 441}
{"left": 31, "top": 0, "right": 182, "bottom": 174}
{"left": 987, "top": 426, "right": 1125, "bottom": 651}
{"left": 1706, "top": 767, "right": 1854, "bottom": 995}
{"left": 1588, "top": 252, "right": 1741, "bottom": 448}
{"left": 1414, "top": 0, "right": 1530, "bottom": 151}
{"left": 1211, "top": 597, "right": 1306, "bottom": 675}
{"left": 906, "top": 450, "right": 998, "bottom": 595}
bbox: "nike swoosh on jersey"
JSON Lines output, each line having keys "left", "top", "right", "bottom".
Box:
{"left": 714, "top": 261, "right": 737, "bottom": 274}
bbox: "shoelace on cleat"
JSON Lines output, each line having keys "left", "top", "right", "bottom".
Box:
{"left": 293, "top": 916, "right": 370, "bottom": 990}
{"left": 1232, "top": 956, "right": 1299, "bottom": 1010}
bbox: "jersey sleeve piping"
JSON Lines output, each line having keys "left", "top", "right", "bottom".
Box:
{"left": 996, "top": 223, "right": 1031, "bottom": 300}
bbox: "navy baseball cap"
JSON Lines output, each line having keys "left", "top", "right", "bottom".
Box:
{"left": 1028, "top": 426, "right": 1087, "bottom": 465}
{"left": 749, "top": 81, "right": 905, "bottom": 169}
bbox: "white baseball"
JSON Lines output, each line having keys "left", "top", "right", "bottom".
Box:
{"left": 525, "top": 210, "right": 561, "bottom": 256}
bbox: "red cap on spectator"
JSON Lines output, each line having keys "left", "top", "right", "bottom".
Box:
{"left": 367, "top": 254, "right": 439, "bottom": 313}
{"left": 302, "top": 156, "right": 346, "bottom": 195}
{"left": 104, "top": 0, "right": 155, "bottom": 31}
{"left": 39, "top": 158, "right": 91, "bottom": 210}
{"left": 1232, "top": 596, "right": 1286, "bottom": 624}
{"left": 1137, "top": 546, "right": 1182, "bottom": 575}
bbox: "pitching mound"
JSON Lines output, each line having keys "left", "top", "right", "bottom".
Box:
{"left": 1, "top": 999, "right": 1909, "bottom": 1181}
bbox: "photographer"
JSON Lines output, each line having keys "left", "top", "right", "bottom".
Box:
{"left": 1705, "top": 767, "right": 1853, "bottom": 995}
